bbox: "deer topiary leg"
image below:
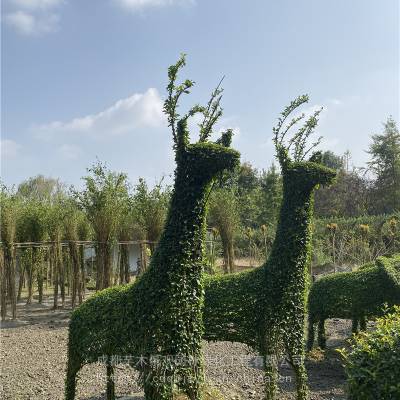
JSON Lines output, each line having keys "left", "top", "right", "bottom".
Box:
{"left": 264, "top": 353, "right": 278, "bottom": 400}
{"left": 317, "top": 319, "right": 326, "bottom": 349}
{"left": 359, "top": 315, "right": 366, "bottom": 331}
{"left": 142, "top": 364, "right": 174, "bottom": 400}
{"left": 306, "top": 316, "right": 315, "bottom": 351}
{"left": 262, "top": 336, "right": 279, "bottom": 400}
{"left": 65, "top": 354, "right": 81, "bottom": 400}
{"left": 287, "top": 341, "right": 308, "bottom": 400}
{"left": 351, "top": 316, "right": 359, "bottom": 334}
{"left": 106, "top": 359, "right": 116, "bottom": 400}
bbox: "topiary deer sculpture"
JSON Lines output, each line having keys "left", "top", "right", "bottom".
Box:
{"left": 307, "top": 254, "right": 400, "bottom": 350}
{"left": 203, "top": 95, "right": 337, "bottom": 400}
{"left": 65, "top": 55, "right": 240, "bottom": 400}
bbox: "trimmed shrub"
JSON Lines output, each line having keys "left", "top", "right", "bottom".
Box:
{"left": 339, "top": 306, "right": 400, "bottom": 400}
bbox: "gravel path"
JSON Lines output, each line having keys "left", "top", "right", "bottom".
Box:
{"left": 0, "top": 296, "right": 348, "bottom": 400}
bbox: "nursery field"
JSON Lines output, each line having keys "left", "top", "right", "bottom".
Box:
{"left": 1, "top": 294, "right": 348, "bottom": 400}
{"left": 2, "top": 39, "right": 399, "bottom": 400}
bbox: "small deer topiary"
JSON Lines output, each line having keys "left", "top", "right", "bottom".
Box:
{"left": 307, "top": 254, "right": 400, "bottom": 350}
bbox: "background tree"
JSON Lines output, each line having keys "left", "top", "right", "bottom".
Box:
{"left": 368, "top": 117, "right": 400, "bottom": 214}
{"left": 17, "top": 175, "right": 65, "bottom": 201}
{"left": 209, "top": 187, "right": 240, "bottom": 273}
{"left": 131, "top": 178, "right": 170, "bottom": 252}
{"left": 320, "top": 150, "right": 344, "bottom": 170}
{"left": 0, "top": 185, "right": 19, "bottom": 319}
{"left": 63, "top": 199, "right": 82, "bottom": 309}
{"left": 75, "top": 161, "right": 129, "bottom": 290}
{"left": 314, "top": 168, "right": 369, "bottom": 217}
{"left": 77, "top": 213, "right": 91, "bottom": 300}
{"left": 47, "top": 200, "right": 65, "bottom": 309}
{"left": 258, "top": 164, "right": 282, "bottom": 227}
{"left": 17, "top": 199, "right": 48, "bottom": 303}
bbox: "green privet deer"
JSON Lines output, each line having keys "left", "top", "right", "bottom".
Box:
{"left": 307, "top": 254, "right": 400, "bottom": 350}
{"left": 65, "top": 55, "right": 240, "bottom": 400}
{"left": 203, "top": 96, "right": 337, "bottom": 400}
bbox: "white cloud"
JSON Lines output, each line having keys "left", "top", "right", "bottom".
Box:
{"left": 329, "top": 98, "right": 343, "bottom": 106}
{"left": 58, "top": 144, "right": 82, "bottom": 160}
{"left": 10, "top": 0, "right": 63, "bottom": 10}
{"left": 114, "top": 0, "right": 194, "bottom": 12}
{"left": 5, "top": 10, "right": 59, "bottom": 35}
{"left": 35, "top": 88, "right": 165, "bottom": 139}
{"left": 5, "top": 0, "right": 63, "bottom": 35}
{"left": 0, "top": 139, "right": 21, "bottom": 159}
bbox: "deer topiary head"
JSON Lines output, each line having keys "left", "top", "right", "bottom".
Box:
{"left": 164, "top": 54, "right": 240, "bottom": 185}
{"left": 273, "top": 94, "right": 337, "bottom": 192}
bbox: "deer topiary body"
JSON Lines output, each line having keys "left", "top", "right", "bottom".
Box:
{"left": 65, "top": 56, "right": 240, "bottom": 400}
{"left": 203, "top": 96, "right": 336, "bottom": 400}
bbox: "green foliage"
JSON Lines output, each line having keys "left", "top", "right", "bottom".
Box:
{"left": 339, "top": 305, "right": 400, "bottom": 400}
{"left": 0, "top": 185, "right": 18, "bottom": 247}
{"left": 131, "top": 178, "right": 170, "bottom": 243}
{"left": 257, "top": 164, "right": 282, "bottom": 227}
{"left": 307, "top": 254, "right": 400, "bottom": 350}
{"left": 75, "top": 160, "right": 129, "bottom": 243}
{"left": 368, "top": 117, "right": 400, "bottom": 214}
{"left": 320, "top": 150, "right": 344, "bottom": 170}
{"left": 65, "top": 55, "right": 240, "bottom": 400}
{"left": 312, "top": 213, "right": 400, "bottom": 267}
{"left": 314, "top": 169, "right": 369, "bottom": 218}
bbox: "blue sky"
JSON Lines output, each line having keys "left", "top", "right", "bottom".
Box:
{"left": 1, "top": 0, "right": 399, "bottom": 188}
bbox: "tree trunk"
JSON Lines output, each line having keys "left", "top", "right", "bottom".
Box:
{"left": 79, "top": 245, "right": 85, "bottom": 303}
{"left": 1, "top": 250, "right": 7, "bottom": 321}
{"left": 5, "top": 246, "right": 17, "bottom": 319}
{"left": 119, "top": 244, "right": 124, "bottom": 284}
{"left": 221, "top": 234, "right": 235, "bottom": 274}
{"left": 102, "top": 243, "right": 111, "bottom": 289}
{"left": 124, "top": 245, "right": 130, "bottom": 284}
{"left": 60, "top": 247, "right": 66, "bottom": 307}
{"left": 36, "top": 251, "right": 44, "bottom": 304}
{"left": 26, "top": 249, "right": 34, "bottom": 305}
{"left": 139, "top": 243, "right": 147, "bottom": 274}
{"left": 52, "top": 241, "right": 62, "bottom": 309}
{"left": 69, "top": 242, "right": 80, "bottom": 309}
{"left": 228, "top": 241, "right": 235, "bottom": 273}
{"left": 17, "top": 264, "right": 24, "bottom": 301}
{"left": 119, "top": 244, "right": 129, "bottom": 284}
{"left": 53, "top": 244, "right": 59, "bottom": 309}
{"left": 95, "top": 244, "right": 103, "bottom": 291}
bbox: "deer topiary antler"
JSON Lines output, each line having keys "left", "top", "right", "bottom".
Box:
{"left": 273, "top": 94, "right": 323, "bottom": 168}
{"left": 163, "top": 54, "right": 226, "bottom": 152}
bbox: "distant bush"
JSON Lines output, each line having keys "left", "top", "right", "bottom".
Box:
{"left": 339, "top": 306, "right": 400, "bottom": 400}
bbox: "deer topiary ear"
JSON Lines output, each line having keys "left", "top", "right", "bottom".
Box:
{"left": 276, "top": 145, "right": 291, "bottom": 170}
{"left": 215, "top": 129, "right": 233, "bottom": 148}
{"left": 309, "top": 151, "right": 322, "bottom": 164}
{"left": 176, "top": 118, "right": 190, "bottom": 151}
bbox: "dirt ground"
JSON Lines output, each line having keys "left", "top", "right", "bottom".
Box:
{"left": 0, "top": 293, "right": 349, "bottom": 400}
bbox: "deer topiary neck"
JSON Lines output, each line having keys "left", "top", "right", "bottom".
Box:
{"left": 150, "top": 163, "right": 211, "bottom": 273}
{"left": 266, "top": 173, "right": 315, "bottom": 279}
